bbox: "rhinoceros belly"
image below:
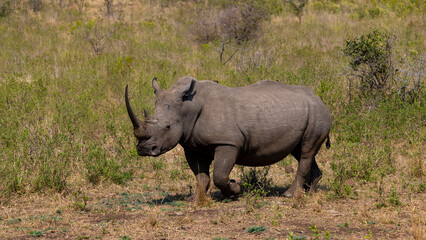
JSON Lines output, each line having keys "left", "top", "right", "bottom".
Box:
{"left": 236, "top": 127, "right": 304, "bottom": 166}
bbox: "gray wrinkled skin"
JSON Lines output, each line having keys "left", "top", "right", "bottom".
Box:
{"left": 125, "top": 76, "right": 331, "bottom": 199}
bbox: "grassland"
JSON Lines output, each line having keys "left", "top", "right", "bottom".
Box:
{"left": 0, "top": 0, "right": 424, "bottom": 239}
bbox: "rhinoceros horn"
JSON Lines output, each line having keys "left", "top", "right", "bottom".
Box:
{"left": 143, "top": 108, "right": 150, "bottom": 118}
{"left": 125, "top": 85, "right": 143, "bottom": 130}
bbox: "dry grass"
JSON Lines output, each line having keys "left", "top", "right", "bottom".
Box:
{"left": 1, "top": 145, "right": 424, "bottom": 239}
{"left": 411, "top": 209, "right": 426, "bottom": 240}
{"left": 1, "top": 179, "right": 424, "bottom": 239}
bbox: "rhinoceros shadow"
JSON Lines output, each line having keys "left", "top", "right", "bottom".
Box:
{"left": 208, "top": 183, "right": 329, "bottom": 201}
{"left": 265, "top": 184, "right": 330, "bottom": 196}
{"left": 207, "top": 186, "right": 291, "bottom": 201}
{"left": 145, "top": 183, "right": 329, "bottom": 205}
{"left": 146, "top": 194, "right": 187, "bottom": 206}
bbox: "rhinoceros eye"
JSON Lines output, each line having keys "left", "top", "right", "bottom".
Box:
{"left": 138, "top": 136, "right": 150, "bottom": 142}
{"left": 165, "top": 125, "right": 171, "bottom": 131}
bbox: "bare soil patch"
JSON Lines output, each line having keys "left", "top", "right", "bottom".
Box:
{"left": 1, "top": 182, "right": 424, "bottom": 239}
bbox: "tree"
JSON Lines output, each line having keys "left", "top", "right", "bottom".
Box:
{"left": 105, "top": 0, "right": 113, "bottom": 15}
{"left": 343, "top": 30, "right": 396, "bottom": 93}
{"left": 30, "top": 0, "right": 43, "bottom": 12}
{"left": 283, "top": 0, "right": 308, "bottom": 25}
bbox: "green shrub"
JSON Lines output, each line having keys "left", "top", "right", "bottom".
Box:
{"left": 388, "top": 188, "right": 402, "bottom": 207}
{"left": 240, "top": 166, "right": 272, "bottom": 191}
{"left": 343, "top": 29, "right": 396, "bottom": 94}
{"left": 29, "top": 230, "right": 44, "bottom": 237}
{"left": 0, "top": 0, "right": 11, "bottom": 17}
{"left": 285, "top": 0, "right": 308, "bottom": 24}
{"left": 246, "top": 225, "right": 266, "bottom": 233}
{"left": 30, "top": 0, "right": 43, "bottom": 12}
{"left": 192, "top": 2, "right": 266, "bottom": 44}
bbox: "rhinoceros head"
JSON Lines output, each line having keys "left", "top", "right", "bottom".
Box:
{"left": 125, "top": 77, "right": 194, "bottom": 157}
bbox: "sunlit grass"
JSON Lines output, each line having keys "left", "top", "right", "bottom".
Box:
{"left": 0, "top": 0, "right": 423, "bottom": 204}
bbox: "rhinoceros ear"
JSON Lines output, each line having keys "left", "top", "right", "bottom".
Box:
{"left": 178, "top": 79, "right": 195, "bottom": 101}
{"left": 152, "top": 77, "right": 162, "bottom": 96}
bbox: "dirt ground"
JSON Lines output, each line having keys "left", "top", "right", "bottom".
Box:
{"left": 1, "top": 177, "right": 424, "bottom": 240}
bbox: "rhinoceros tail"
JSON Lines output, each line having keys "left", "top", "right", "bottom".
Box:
{"left": 326, "top": 135, "right": 331, "bottom": 149}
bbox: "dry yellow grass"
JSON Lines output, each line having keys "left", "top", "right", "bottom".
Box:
{"left": 1, "top": 164, "right": 424, "bottom": 239}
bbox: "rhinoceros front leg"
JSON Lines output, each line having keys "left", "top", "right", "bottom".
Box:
{"left": 213, "top": 145, "right": 241, "bottom": 199}
{"left": 184, "top": 150, "right": 212, "bottom": 202}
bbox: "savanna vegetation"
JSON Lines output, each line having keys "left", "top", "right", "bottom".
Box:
{"left": 0, "top": 0, "right": 424, "bottom": 239}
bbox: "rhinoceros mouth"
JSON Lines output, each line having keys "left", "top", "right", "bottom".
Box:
{"left": 137, "top": 150, "right": 162, "bottom": 157}
{"left": 137, "top": 145, "right": 163, "bottom": 157}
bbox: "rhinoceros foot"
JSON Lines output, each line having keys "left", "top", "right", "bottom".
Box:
{"left": 306, "top": 174, "right": 322, "bottom": 194}
{"left": 304, "top": 164, "right": 323, "bottom": 194}
{"left": 283, "top": 184, "right": 298, "bottom": 198}
{"left": 220, "top": 179, "right": 241, "bottom": 200}
{"left": 186, "top": 194, "right": 196, "bottom": 202}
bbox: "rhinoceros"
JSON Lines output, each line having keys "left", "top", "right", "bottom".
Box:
{"left": 125, "top": 76, "right": 331, "bottom": 199}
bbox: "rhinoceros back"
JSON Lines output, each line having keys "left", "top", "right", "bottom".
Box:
{"left": 187, "top": 80, "right": 331, "bottom": 166}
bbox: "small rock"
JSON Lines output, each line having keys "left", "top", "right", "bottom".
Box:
{"left": 285, "top": 166, "right": 294, "bottom": 173}
{"left": 175, "top": 211, "right": 184, "bottom": 216}
{"left": 327, "top": 210, "right": 340, "bottom": 215}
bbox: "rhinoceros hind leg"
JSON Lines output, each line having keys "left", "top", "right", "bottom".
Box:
{"left": 304, "top": 159, "right": 322, "bottom": 194}
{"left": 284, "top": 159, "right": 323, "bottom": 198}
{"left": 284, "top": 147, "right": 307, "bottom": 197}
{"left": 284, "top": 129, "right": 328, "bottom": 198}
{"left": 283, "top": 166, "right": 307, "bottom": 198}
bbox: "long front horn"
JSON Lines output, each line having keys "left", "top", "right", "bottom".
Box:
{"left": 125, "top": 85, "right": 141, "bottom": 129}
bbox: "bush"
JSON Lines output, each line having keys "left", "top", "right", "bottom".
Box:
{"left": 396, "top": 52, "right": 424, "bottom": 103}
{"left": 30, "top": 0, "right": 43, "bottom": 12}
{"left": 285, "top": 0, "right": 309, "bottom": 24}
{"left": 0, "top": 0, "right": 11, "bottom": 17}
{"left": 191, "top": 1, "right": 279, "bottom": 65}
{"left": 193, "top": 1, "right": 266, "bottom": 45}
{"left": 343, "top": 29, "right": 397, "bottom": 94}
{"left": 240, "top": 166, "right": 272, "bottom": 191}
{"left": 71, "top": 19, "right": 119, "bottom": 55}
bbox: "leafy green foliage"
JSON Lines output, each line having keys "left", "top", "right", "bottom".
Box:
{"left": 309, "top": 224, "right": 331, "bottom": 239}
{"left": 240, "top": 167, "right": 271, "bottom": 210}
{"left": 0, "top": 0, "right": 11, "bottom": 17}
{"left": 387, "top": 188, "right": 402, "bottom": 207}
{"left": 337, "top": 222, "right": 349, "bottom": 228}
{"left": 29, "top": 230, "right": 44, "bottom": 237}
{"left": 285, "top": 0, "right": 309, "bottom": 24}
{"left": 246, "top": 225, "right": 266, "bottom": 233}
{"left": 72, "top": 191, "right": 88, "bottom": 211}
{"left": 343, "top": 29, "right": 396, "bottom": 92}
{"left": 288, "top": 232, "right": 307, "bottom": 240}
{"left": 240, "top": 166, "right": 272, "bottom": 191}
